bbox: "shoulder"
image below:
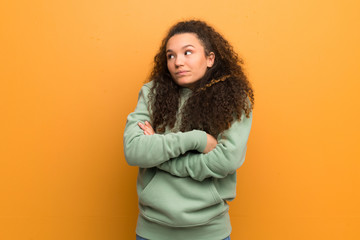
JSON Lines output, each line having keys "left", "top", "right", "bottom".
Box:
{"left": 138, "top": 81, "right": 154, "bottom": 98}
{"left": 142, "top": 81, "right": 154, "bottom": 90}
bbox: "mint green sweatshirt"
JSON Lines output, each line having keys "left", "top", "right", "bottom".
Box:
{"left": 124, "top": 82, "right": 253, "bottom": 240}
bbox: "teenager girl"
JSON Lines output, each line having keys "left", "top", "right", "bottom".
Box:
{"left": 124, "top": 20, "right": 254, "bottom": 240}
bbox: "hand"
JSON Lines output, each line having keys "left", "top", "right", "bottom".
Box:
{"left": 203, "top": 134, "right": 218, "bottom": 154}
{"left": 138, "top": 121, "right": 155, "bottom": 135}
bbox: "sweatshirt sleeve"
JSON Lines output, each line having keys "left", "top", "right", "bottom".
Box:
{"left": 123, "top": 83, "right": 208, "bottom": 168}
{"left": 157, "top": 112, "right": 253, "bottom": 181}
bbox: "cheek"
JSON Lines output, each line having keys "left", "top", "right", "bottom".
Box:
{"left": 167, "top": 61, "right": 173, "bottom": 71}
{"left": 166, "top": 62, "right": 172, "bottom": 73}
{"left": 193, "top": 57, "right": 207, "bottom": 69}
{"left": 196, "top": 59, "right": 208, "bottom": 74}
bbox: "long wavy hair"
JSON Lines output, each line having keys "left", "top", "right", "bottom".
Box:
{"left": 148, "top": 20, "right": 254, "bottom": 137}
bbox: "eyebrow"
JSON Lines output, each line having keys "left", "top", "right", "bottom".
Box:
{"left": 166, "top": 44, "right": 195, "bottom": 53}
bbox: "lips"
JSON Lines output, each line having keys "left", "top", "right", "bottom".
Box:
{"left": 175, "top": 70, "right": 189, "bottom": 76}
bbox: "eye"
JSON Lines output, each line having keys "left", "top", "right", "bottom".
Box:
{"left": 185, "top": 50, "right": 192, "bottom": 55}
{"left": 167, "top": 54, "right": 174, "bottom": 59}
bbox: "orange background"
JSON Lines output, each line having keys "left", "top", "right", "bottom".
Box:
{"left": 1, "top": 0, "right": 359, "bottom": 239}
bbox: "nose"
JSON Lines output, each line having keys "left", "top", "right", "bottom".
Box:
{"left": 174, "top": 55, "right": 184, "bottom": 67}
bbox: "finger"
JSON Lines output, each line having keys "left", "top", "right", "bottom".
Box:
{"left": 144, "top": 129, "right": 153, "bottom": 135}
{"left": 138, "top": 122, "right": 147, "bottom": 131}
{"left": 145, "top": 121, "right": 151, "bottom": 128}
{"left": 145, "top": 121, "right": 154, "bottom": 132}
{"left": 145, "top": 121, "right": 151, "bottom": 129}
{"left": 145, "top": 121, "right": 155, "bottom": 132}
{"left": 143, "top": 126, "right": 152, "bottom": 133}
{"left": 139, "top": 122, "right": 154, "bottom": 135}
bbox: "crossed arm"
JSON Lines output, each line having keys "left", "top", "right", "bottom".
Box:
{"left": 124, "top": 83, "right": 252, "bottom": 181}
{"left": 139, "top": 121, "right": 218, "bottom": 154}
{"left": 138, "top": 114, "right": 252, "bottom": 181}
{"left": 123, "top": 84, "right": 213, "bottom": 168}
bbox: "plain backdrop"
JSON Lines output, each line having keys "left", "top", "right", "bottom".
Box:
{"left": 1, "top": 0, "right": 359, "bottom": 239}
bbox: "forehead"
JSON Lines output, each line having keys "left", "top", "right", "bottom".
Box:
{"left": 166, "top": 33, "right": 204, "bottom": 50}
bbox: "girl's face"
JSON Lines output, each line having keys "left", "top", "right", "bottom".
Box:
{"left": 166, "top": 33, "right": 215, "bottom": 88}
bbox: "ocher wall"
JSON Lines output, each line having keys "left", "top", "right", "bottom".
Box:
{"left": 1, "top": 0, "right": 359, "bottom": 239}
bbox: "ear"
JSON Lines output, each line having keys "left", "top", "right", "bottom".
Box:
{"left": 207, "top": 52, "right": 215, "bottom": 67}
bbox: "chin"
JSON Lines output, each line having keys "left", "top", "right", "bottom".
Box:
{"left": 176, "top": 82, "right": 191, "bottom": 88}
{"left": 174, "top": 79, "right": 195, "bottom": 88}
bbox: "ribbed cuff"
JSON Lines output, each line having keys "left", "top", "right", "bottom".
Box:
{"left": 190, "top": 130, "right": 207, "bottom": 153}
